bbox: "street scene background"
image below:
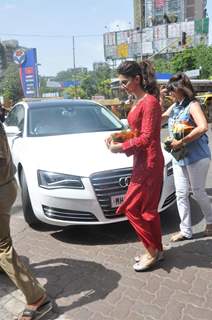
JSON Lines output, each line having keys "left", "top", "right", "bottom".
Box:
{"left": 0, "top": 125, "right": 212, "bottom": 320}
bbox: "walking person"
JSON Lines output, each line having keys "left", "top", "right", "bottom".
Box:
{"left": 162, "top": 72, "right": 212, "bottom": 241}
{"left": 0, "top": 121, "right": 53, "bottom": 320}
{"left": 106, "top": 60, "right": 164, "bottom": 271}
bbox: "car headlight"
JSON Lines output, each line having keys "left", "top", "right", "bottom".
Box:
{"left": 37, "top": 170, "right": 84, "bottom": 189}
{"left": 166, "top": 161, "right": 173, "bottom": 176}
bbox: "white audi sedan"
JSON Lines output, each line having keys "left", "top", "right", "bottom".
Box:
{"left": 4, "top": 99, "right": 175, "bottom": 227}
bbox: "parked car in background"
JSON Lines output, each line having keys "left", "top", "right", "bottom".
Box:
{"left": 4, "top": 99, "right": 175, "bottom": 228}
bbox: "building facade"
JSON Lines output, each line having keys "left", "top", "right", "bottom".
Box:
{"left": 134, "top": 0, "right": 207, "bottom": 28}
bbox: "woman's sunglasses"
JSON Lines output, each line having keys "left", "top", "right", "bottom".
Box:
{"left": 119, "top": 79, "right": 129, "bottom": 86}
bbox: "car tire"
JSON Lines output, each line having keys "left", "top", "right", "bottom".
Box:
{"left": 20, "top": 170, "right": 41, "bottom": 227}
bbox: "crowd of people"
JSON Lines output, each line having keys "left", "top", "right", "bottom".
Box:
{"left": 1, "top": 59, "right": 212, "bottom": 319}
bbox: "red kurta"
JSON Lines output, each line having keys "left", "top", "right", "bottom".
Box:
{"left": 116, "top": 94, "right": 164, "bottom": 251}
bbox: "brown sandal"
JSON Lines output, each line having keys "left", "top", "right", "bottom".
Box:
{"left": 17, "top": 297, "right": 53, "bottom": 320}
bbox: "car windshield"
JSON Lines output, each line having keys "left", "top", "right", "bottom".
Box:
{"left": 28, "top": 103, "right": 124, "bottom": 137}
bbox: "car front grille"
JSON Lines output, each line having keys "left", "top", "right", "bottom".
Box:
{"left": 90, "top": 168, "right": 132, "bottom": 219}
{"left": 43, "top": 205, "right": 98, "bottom": 222}
{"left": 162, "top": 192, "right": 176, "bottom": 208}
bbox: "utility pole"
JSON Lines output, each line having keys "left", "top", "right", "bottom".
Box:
{"left": 72, "top": 35, "right": 77, "bottom": 98}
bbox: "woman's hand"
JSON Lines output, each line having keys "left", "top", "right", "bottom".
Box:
{"left": 105, "top": 136, "right": 112, "bottom": 149}
{"left": 170, "top": 139, "right": 183, "bottom": 150}
{"left": 108, "top": 140, "right": 123, "bottom": 153}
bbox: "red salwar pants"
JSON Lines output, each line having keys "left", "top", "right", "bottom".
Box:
{"left": 117, "top": 178, "right": 163, "bottom": 251}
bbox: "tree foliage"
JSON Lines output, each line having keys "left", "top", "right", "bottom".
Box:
{"left": 169, "top": 48, "right": 197, "bottom": 73}
{"left": 153, "top": 58, "right": 172, "bottom": 73}
{"left": 0, "top": 63, "right": 23, "bottom": 103}
{"left": 153, "top": 45, "right": 212, "bottom": 79}
{"left": 63, "top": 86, "right": 86, "bottom": 99}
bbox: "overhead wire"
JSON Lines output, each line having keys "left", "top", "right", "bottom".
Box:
{"left": 0, "top": 32, "right": 102, "bottom": 39}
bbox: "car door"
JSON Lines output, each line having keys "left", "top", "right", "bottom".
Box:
{"left": 4, "top": 104, "right": 25, "bottom": 164}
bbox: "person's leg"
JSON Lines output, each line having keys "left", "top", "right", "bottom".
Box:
{"left": 187, "top": 158, "right": 212, "bottom": 230}
{"left": 125, "top": 178, "right": 163, "bottom": 271}
{"left": 0, "top": 180, "right": 45, "bottom": 305}
{"left": 172, "top": 162, "right": 192, "bottom": 239}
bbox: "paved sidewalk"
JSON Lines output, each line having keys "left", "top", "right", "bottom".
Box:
{"left": 0, "top": 125, "right": 212, "bottom": 320}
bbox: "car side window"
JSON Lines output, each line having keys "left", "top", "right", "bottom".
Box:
{"left": 5, "top": 105, "right": 25, "bottom": 131}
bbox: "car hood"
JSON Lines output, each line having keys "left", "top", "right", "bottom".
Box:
{"left": 24, "top": 132, "right": 133, "bottom": 176}
{"left": 22, "top": 132, "right": 171, "bottom": 177}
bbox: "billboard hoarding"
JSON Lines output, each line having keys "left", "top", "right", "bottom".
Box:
{"left": 142, "top": 28, "right": 154, "bottom": 42}
{"left": 154, "top": 25, "right": 166, "bottom": 40}
{"left": 168, "top": 23, "right": 180, "bottom": 38}
{"left": 104, "top": 29, "right": 142, "bottom": 60}
{"left": 142, "top": 42, "right": 153, "bottom": 55}
{"left": 14, "top": 48, "right": 39, "bottom": 98}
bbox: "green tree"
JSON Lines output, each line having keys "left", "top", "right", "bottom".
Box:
{"left": 168, "top": 45, "right": 212, "bottom": 78}
{"left": 62, "top": 86, "right": 86, "bottom": 99}
{"left": 96, "top": 79, "right": 111, "bottom": 98}
{"left": 192, "top": 45, "right": 212, "bottom": 79}
{"left": 0, "top": 63, "right": 23, "bottom": 103}
{"left": 81, "top": 74, "right": 98, "bottom": 98}
{"left": 153, "top": 57, "right": 172, "bottom": 73}
{"left": 170, "top": 48, "right": 197, "bottom": 73}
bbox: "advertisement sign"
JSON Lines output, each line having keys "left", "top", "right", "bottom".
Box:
{"left": 181, "top": 21, "right": 194, "bottom": 36}
{"left": 104, "top": 29, "right": 142, "bottom": 60}
{"left": 142, "top": 28, "right": 154, "bottom": 42}
{"left": 14, "top": 48, "right": 39, "bottom": 98}
{"left": 155, "top": 0, "right": 165, "bottom": 9}
{"left": 62, "top": 81, "right": 81, "bottom": 88}
{"left": 13, "top": 49, "right": 26, "bottom": 65}
{"left": 117, "top": 43, "right": 128, "bottom": 58}
{"left": 142, "top": 41, "right": 153, "bottom": 55}
{"left": 154, "top": 39, "right": 167, "bottom": 53}
{"left": 168, "top": 23, "right": 181, "bottom": 38}
{"left": 154, "top": 25, "right": 166, "bottom": 40}
{"left": 195, "top": 18, "right": 209, "bottom": 34}
{"left": 185, "top": 69, "right": 200, "bottom": 78}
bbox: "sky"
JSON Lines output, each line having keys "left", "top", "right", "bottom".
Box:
{"left": 0, "top": 0, "right": 211, "bottom": 76}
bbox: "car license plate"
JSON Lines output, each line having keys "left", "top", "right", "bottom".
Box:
{"left": 111, "top": 194, "right": 125, "bottom": 208}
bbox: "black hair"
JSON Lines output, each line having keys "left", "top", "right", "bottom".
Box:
{"left": 167, "top": 72, "right": 196, "bottom": 100}
{"left": 117, "top": 60, "right": 159, "bottom": 100}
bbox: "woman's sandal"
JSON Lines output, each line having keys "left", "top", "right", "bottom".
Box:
{"left": 133, "top": 251, "right": 164, "bottom": 272}
{"left": 17, "top": 297, "right": 53, "bottom": 320}
{"left": 134, "top": 251, "right": 164, "bottom": 263}
{"left": 170, "top": 232, "right": 192, "bottom": 242}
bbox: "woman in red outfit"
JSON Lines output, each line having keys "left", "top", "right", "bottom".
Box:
{"left": 106, "top": 60, "right": 164, "bottom": 271}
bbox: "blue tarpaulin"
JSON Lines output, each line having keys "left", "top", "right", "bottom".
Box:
{"left": 156, "top": 73, "right": 172, "bottom": 80}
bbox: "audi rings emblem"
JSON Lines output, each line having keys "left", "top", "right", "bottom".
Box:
{"left": 119, "top": 176, "right": 131, "bottom": 188}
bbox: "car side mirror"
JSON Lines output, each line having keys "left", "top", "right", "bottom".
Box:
{"left": 4, "top": 125, "right": 21, "bottom": 137}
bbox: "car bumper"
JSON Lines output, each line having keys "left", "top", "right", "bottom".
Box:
{"left": 28, "top": 167, "right": 175, "bottom": 226}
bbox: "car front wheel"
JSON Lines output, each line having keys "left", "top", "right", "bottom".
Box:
{"left": 20, "top": 170, "right": 41, "bottom": 227}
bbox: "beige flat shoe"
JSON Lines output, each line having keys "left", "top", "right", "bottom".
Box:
{"left": 205, "top": 224, "right": 212, "bottom": 236}
{"left": 170, "top": 232, "right": 192, "bottom": 242}
{"left": 133, "top": 251, "right": 164, "bottom": 272}
{"left": 134, "top": 251, "right": 164, "bottom": 263}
